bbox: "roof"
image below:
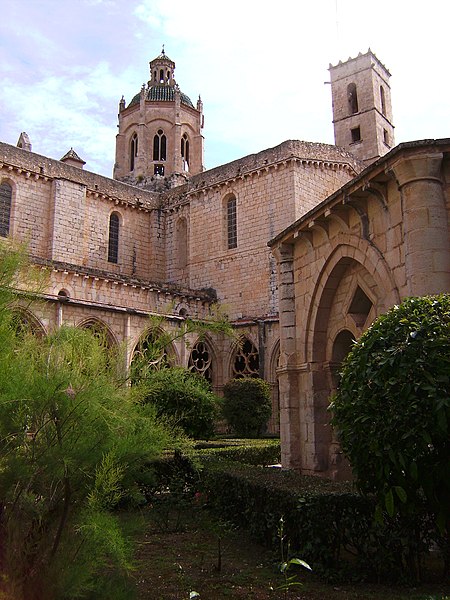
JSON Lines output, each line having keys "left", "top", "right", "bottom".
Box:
{"left": 129, "top": 85, "right": 194, "bottom": 108}
{"left": 60, "top": 148, "right": 85, "bottom": 164}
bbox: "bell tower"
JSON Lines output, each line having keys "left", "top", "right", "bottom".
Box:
{"left": 114, "top": 48, "right": 204, "bottom": 187}
{"left": 329, "top": 50, "right": 394, "bottom": 165}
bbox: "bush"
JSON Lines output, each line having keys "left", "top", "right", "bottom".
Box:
{"left": 194, "top": 438, "right": 280, "bottom": 466}
{"left": 330, "top": 295, "right": 450, "bottom": 577}
{"left": 199, "top": 459, "right": 442, "bottom": 582}
{"left": 142, "top": 367, "right": 220, "bottom": 439}
{"left": 222, "top": 378, "right": 272, "bottom": 437}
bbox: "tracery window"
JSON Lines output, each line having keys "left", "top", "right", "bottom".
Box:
{"left": 233, "top": 338, "right": 259, "bottom": 378}
{"left": 181, "top": 133, "right": 190, "bottom": 172}
{"left": 130, "top": 133, "right": 138, "bottom": 171}
{"left": 0, "top": 182, "right": 12, "bottom": 237}
{"left": 226, "top": 196, "right": 237, "bottom": 249}
{"left": 153, "top": 129, "right": 167, "bottom": 161}
{"left": 131, "top": 330, "right": 171, "bottom": 383}
{"left": 188, "top": 341, "right": 212, "bottom": 384}
{"left": 108, "top": 212, "right": 120, "bottom": 264}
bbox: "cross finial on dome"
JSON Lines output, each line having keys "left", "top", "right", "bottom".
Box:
{"left": 161, "top": 44, "right": 165, "bottom": 55}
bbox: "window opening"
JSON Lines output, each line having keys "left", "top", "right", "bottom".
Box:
{"left": 159, "top": 69, "right": 164, "bottom": 83}
{"left": 153, "top": 129, "right": 166, "bottom": 161}
{"left": 108, "top": 213, "right": 120, "bottom": 263}
{"left": 130, "top": 133, "right": 138, "bottom": 171}
{"left": 154, "top": 164, "right": 165, "bottom": 176}
{"left": 0, "top": 182, "right": 12, "bottom": 237}
{"left": 380, "top": 85, "right": 386, "bottom": 115}
{"left": 227, "top": 196, "right": 237, "bottom": 249}
{"left": 347, "top": 82, "right": 359, "bottom": 114}
{"left": 131, "top": 330, "right": 171, "bottom": 383}
{"left": 383, "top": 128, "right": 389, "bottom": 146}
{"left": 348, "top": 285, "right": 373, "bottom": 327}
{"left": 189, "top": 341, "right": 212, "bottom": 383}
{"left": 351, "top": 126, "right": 361, "bottom": 143}
{"left": 181, "top": 133, "right": 190, "bottom": 172}
{"left": 233, "top": 338, "right": 259, "bottom": 378}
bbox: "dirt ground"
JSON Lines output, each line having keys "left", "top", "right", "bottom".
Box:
{"left": 130, "top": 500, "right": 449, "bottom": 600}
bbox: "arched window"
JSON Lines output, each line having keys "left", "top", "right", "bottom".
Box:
{"left": 181, "top": 133, "right": 190, "bottom": 172}
{"left": 130, "top": 133, "right": 138, "bottom": 171}
{"left": 153, "top": 129, "right": 167, "bottom": 161}
{"left": 108, "top": 213, "right": 120, "bottom": 264}
{"left": 159, "top": 69, "right": 164, "bottom": 83}
{"left": 189, "top": 340, "right": 212, "bottom": 384}
{"left": 226, "top": 195, "right": 237, "bottom": 249}
{"left": 380, "top": 85, "right": 386, "bottom": 115}
{"left": 233, "top": 338, "right": 259, "bottom": 378}
{"left": 0, "top": 182, "right": 12, "bottom": 237}
{"left": 347, "top": 82, "right": 359, "bottom": 114}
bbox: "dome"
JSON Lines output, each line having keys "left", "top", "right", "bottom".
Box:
{"left": 128, "top": 85, "right": 194, "bottom": 109}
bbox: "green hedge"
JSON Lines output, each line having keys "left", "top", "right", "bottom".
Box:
{"left": 194, "top": 438, "right": 280, "bottom": 466}
{"left": 199, "top": 459, "right": 442, "bottom": 582}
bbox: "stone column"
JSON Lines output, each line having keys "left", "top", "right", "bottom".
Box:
{"left": 391, "top": 152, "right": 450, "bottom": 296}
{"left": 273, "top": 242, "right": 301, "bottom": 470}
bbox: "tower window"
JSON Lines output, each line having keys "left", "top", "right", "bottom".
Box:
{"left": 159, "top": 69, "right": 164, "bottom": 83}
{"left": 347, "top": 82, "right": 359, "bottom": 114}
{"left": 351, "top": 126, "right": 361, "bottom": 143}
{"left": 383, "top": 129, "right": 390, "bottom": 146}
{"left": 108, "top": 212, "right": 120, "bottom": 264}
{"left": 380, "top": 85, "right": 386, "bottom": 115}
{"left": 227, "top": 196, "right": 237, "bottom": 249}
{"left": 0, "top": 182, "right": 12, "bottom": 237}
{"left": 130, "top": 133, "right": 138, "bottom": 171}
{"left": 181, "top": 133, "right": 190, "bottom": 172}
{"left": 153, "top": 129, "right": 167, "bottom": 161}
{"left": 154, "top": 164, "right": 165, "bottom": 176}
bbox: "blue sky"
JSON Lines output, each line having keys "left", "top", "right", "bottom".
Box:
{"left": 1, "top": 0, "right": 448, "bottom": 177}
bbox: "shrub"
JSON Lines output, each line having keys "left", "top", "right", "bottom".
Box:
{"left": 142, "top": 367, "right": 220, "bottom": 439}
{"left": 199, "top": 459, "right": 441, "bottom": 582}
{"left": 194, "top": 438, "right": 280, "bottom": 466}
{"left": 222, "top": 377, "right": 272, "bottom": 437}
{"left": 330, "top": 295, "right": 450, "bottom": 577}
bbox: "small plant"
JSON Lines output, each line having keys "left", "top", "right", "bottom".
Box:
{"left": 273, "top": 516, "right": 311, "bottom": 597}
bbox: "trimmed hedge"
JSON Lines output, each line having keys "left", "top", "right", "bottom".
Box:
{"left": 199, "top": 459, "right": 443, "bottom": 582}
{"left": 194, "top": 438, "right": 280, "bottom": 466}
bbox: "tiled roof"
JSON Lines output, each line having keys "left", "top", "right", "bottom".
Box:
{"left": 129, "top": 86, "right": 194, "bottom": 108}
{"left": 60, "top": 148, "right": 85, "bottom": 164}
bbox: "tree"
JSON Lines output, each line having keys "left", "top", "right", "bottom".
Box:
{"left": 330, "top": 295, "right": 450, "bottom": 574}
{"left": 0, "top": 242, "right": 174, "bottom": 600}
{"left": 142, "top": 367, "right": 220, "bottom": 439}
{"left": 222, "top": 377, "right": 272, "bottom": 437}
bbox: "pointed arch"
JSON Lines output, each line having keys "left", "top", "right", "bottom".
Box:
{"left": 10, "top": 307, "right": 46, "bottom": 337}
{"left": 228, "top": 335, "right": 259, "bottom": 379}
{"left": 77, "top": 317, "right": 118, "bottom": 349}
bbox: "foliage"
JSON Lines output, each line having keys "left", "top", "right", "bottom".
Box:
{"left": 274, "top": 516, "right": 311, "bottom": 597}
{"left": 0, "top": 243, "right": 173, "bottom": 600}
{"left": 198, "top": 458, "right": 445, "bottom": 582}
{"left": 194, "top": 438, "right": 280, "bottom": 466}
{"left": 329, "top": 295, "right": 450, "bottom": 576}
{"left": 222, "top": 377, "right": 272, "bottom": 437}
{"left": 141, "top": 367, "right": 220, "bottom": 439}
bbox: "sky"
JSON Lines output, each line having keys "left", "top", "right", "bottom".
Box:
{"left": 0, "top": 0, "right": 449, "bottom": 177}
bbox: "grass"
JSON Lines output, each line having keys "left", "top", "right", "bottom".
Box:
{"left": 127, "top": 497, "right": 450, "bottom": 600}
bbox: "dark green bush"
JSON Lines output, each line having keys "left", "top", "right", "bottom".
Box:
{"left": 142, "top": 367, "right": 220, "bottom": 439}
{"left": 199, "top": 459, "right": 443, "bottom": 582}
{"left": 330, "top": 295, "right": 450, "bottom": 562}
{"left": 222, "top": 377, "right": 272, "bottom": 437}
{"left": 194, "top": 438, "right": 280, "bottom": 466}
